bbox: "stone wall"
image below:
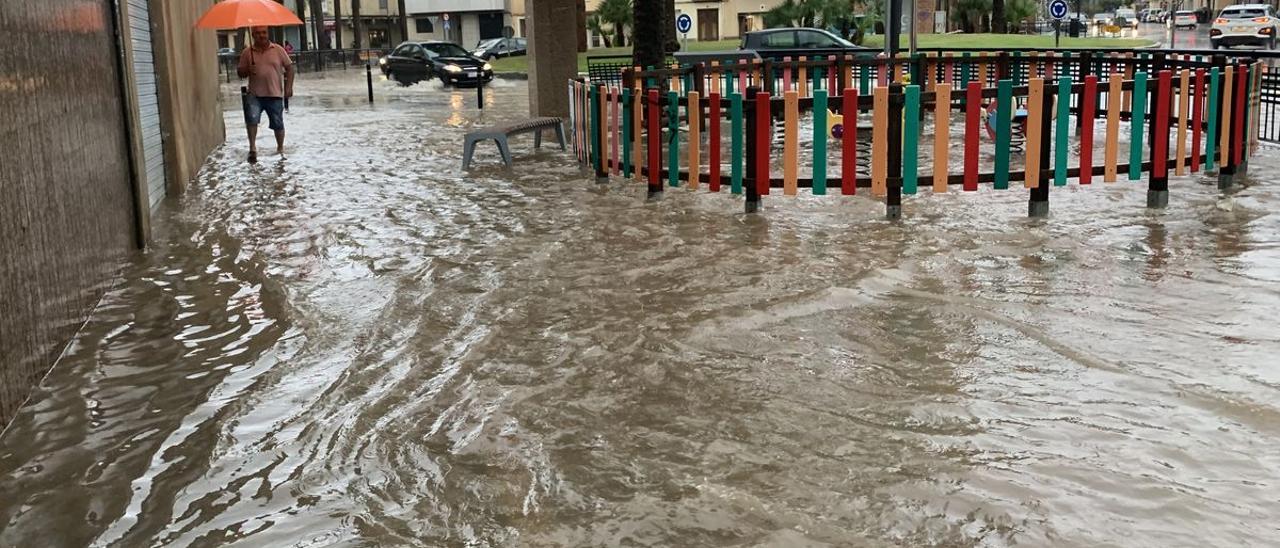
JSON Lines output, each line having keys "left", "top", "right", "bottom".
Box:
{"left": 150, "top": 0, "right": 225, "bottom": 197}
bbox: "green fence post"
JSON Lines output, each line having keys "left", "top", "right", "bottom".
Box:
{"left": 995, "top": 79, "right": 1013, "bottom": 190}
{"left": 903, "top": 85, "right": 920, "bottom": 195}
{"left": 814, "top": 90, "right": 828, "bottom": 194}
{"left": 1129, "top": 72, "right": 1148, "bottom": 181}
{"left": 1055, "top": 76, "right": 1071, "bottom": 186}
{"left": 731, "top": 92, "right": 744, "bottom": 194}
{"left": 668, "top": 90, "right": 680, "bottom": 187}
{"left": 1205, "top": 67, "right": 1220, "bottom": 172}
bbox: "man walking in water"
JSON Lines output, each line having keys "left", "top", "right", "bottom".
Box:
{"left": 238, "top": 26, "right": 294, "bottom": 163}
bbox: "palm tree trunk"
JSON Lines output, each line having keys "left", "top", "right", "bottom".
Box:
{"left": 352, "top": 0, "right": 363, "bottom": 50}
{"left": 991, "top": 0, "right": 1006, "bottom": 33}
{"left": 334, "top": 0, "right": 344, "bottom": 50}
{"left": 297, "top": 0, "right": 309, "bottom": 50}
{"left": 311, "top": 0, "right": 327, "bottom": 49}
{"left": 633, "top": 0, "right": 664, "bottom": 68}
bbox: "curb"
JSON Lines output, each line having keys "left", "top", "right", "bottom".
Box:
{"left": 496, "top": 72, "right": 528, "bottom": 80}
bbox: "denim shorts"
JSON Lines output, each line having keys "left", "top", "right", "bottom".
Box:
{"left": 246, "top": 95, "right": 285, "bottom": 131}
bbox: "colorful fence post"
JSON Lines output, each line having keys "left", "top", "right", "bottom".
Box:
{"left": 1080, "top": 75, "right": 1097, "bottom": 184}
{"left": 745, "top": 87, "right": 765, "bottom": 212}
{"left": 755, "top": 88, "right": 771, "bottom": 198}
{"left": 1191, "top": 68, "right": 1204, "bottom": 173}
{"left": 731, "top": 92, "right": 744, "bottom": 194}
{"left": 1205, "top": 66, "right": 1220, "bottom": 174}
{"left": 842, "top": 87, "right": 857, "bottom": 195}
{"left": 933, "top": 83, "right": 951, "bottom": 193}
{"left": 994, "top": 79, "right": 1013, "bottom": 190}
{"left": 963, "top": 81, "right": 980, "bottom": 192}
{"left": 622, "top": 87, "right": 633, "bottom": 178}
{"left": 688, "top": 91, "right": 701, "bottom": 190}
{"left": 647, "top": 88, "right": 661, "bottom": 198}
{"left": 1129, "top": 72, "right": 1148, "bottom": 182}
{"left": 1219, "top": 64, "right": 1233, "bottom": 183}
{"left": 1054, "top": 76, "right": 1070, "bottom": 187}
{"left": 784, "top": 90, "right": 799, "bottom": 195}
{"left": 709, "top": 90, "right": 722, "bottom": 192}
{"left": 813, "top": 90, "right": 828, "bottom": 195}
{"left": 1175, "top": 69, "right": 1190, "bottom": 176}
{"left": 1105, "top": 73, "right": 1121, "bottom": 182}
{"left": 1029, "top": 76, "right": 1053, "bottom": 217}
{"left": 667, "top": 90, "right": 679, "bottom": 187}
{"left": 902, "top": 85, "right": 920, "bottom": 195}
{"left": 872, "top": 86, "right": 888, "bottom": 196}
{"left": 1025, "top": 78, "right": 1044, "bottom": 191}
{"left": 1149, "top": 70, "right": 1172, "bottom": 208}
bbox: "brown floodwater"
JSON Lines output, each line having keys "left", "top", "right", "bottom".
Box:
{"left": 2, "top": 71, "right": 1279, "bottom": 547}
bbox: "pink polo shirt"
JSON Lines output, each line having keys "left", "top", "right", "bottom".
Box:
{"left": 238, "top": 43, "right": 292, "bottom": 98}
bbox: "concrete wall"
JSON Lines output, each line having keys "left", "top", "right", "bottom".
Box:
{"left": 0, "top": 0, "right": 139, "bottom": 427}
{"left": 0, "top": 0, "right": 224, "bottom": 429}
{"left": 149, "top": 0, "right": 225, "bottom": 197}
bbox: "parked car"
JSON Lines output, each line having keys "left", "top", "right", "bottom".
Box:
{"left": 1211, "top": 3, "right": 1280, "bottom": 48}
{"left": 739, "top": 27, "right": 869, "bottom": 61}
{"left": 471, "top": 37, "right": 527, "bottom": 60}
{"left": 1093, "top": 12, "right": 1114, "bottom": 26}
{"left": 217, "top": 47, "right": 238, "bottom": 61}
{"left": 1114, "top": 8, "right": 1139, "bottom": 28}
{"left": 1147, "top": 9, "right": 1168, "bottom": 22}
{"left": 1172, "top": 10, "right": 1198, "bottom": 28}
{"left": 381, "top": 41, "right": 494, "bottom": 86}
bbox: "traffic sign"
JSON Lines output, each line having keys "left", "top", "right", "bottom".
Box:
{"left": 1048, "top": 0, "right": 1069, "bottom": 20}
{"left": 676, "top": 13, "right": 692, "bottom": 34}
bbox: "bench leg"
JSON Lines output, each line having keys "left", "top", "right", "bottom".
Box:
{"left": 495, "top": 138, "right": 513, "bottom": 167}
{"left": 534, "top": 128, "right": 542, "bottom": 149}
{"left": 554, "top": 123, "right": 567, "bottom": 150}
{"left": 462, "top": 138, "right": 476, "bottom": 170}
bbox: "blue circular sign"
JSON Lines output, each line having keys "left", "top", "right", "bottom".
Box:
{"left": 676, "top": 13, "right": 693, "bottom": 34}
{"left": 1048, "top": 0, "right": 1069, "bottom": 20}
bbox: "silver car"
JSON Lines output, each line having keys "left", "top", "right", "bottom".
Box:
{"left": 1211, "top": 3, "right": 1280, "bottom": 49}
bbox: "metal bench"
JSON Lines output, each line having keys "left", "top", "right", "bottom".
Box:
{"left": 462, "top": 117, "right": 565, "bottom": 169}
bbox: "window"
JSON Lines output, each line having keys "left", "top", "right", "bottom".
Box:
{"left": 423, "top": 42, "right": 469, "bottom": 57}
{"left": 415, "top": 18, "right": 434, "bottom": 33}
{"left": 796, "top": 30, "right": 839, "bottom": 48}
{"left": 393, "top": 44, "right": 414, "bottom": 56}
{"left": 762, "top": 31, "right": 796, "bottom": 48}
{"left": 519, "top": 18, "right": 527, "bottom": 37}
{"left": 379, "top": 0, "right": 388, "bottom": 8}
{"left": 1220, "top": 8, "right": 1266, "bottom": 18}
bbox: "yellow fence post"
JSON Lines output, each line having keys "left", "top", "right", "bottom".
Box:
{"left": 784, "top": 90, "right": 799, "bottom": 195}
{"left": 1105, "top": 73, "right": 1121, "bottom": 182}
{"left": 873, "top": 86, "right": 888, "bottom": 196}
{"left": 933, "top": 83, "right": 951, "bottom": 193}
{"left": 688, "top": 91, "right": 700, "bottom": 190}
{"left": 1176, "top": 69, "right": 1189, "bottom": 176}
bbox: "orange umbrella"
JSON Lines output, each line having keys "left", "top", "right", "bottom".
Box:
{"left": 195, "top": 0, "right": 303, "bottom": 30}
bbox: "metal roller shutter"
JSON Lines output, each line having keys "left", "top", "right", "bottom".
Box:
{"left": 128, "top": 0, "right": 167, "bottom": 210}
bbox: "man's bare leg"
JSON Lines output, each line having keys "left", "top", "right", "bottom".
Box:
{"left": 247, "top": 124, "right": 259, "bottom": 162}
{"left": 274, "top": 130, "right": 285, "bottom": 155}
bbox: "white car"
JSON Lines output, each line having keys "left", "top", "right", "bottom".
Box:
{"left": 1211, "top": 4, "right": 1280, "bottom": 49}
{"left": 1172, "top": 10, "right": 1198, "bottom": 29}
{"left": 1115, "top": 8, "right": 1140, "bottom": 28}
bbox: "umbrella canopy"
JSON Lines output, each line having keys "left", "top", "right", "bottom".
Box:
{"left": 195, "top": 0, "right": 303, "bottom": 30}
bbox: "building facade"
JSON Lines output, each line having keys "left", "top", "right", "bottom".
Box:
{"left": 404, "top": 0, "right": 515, "bottom": 49}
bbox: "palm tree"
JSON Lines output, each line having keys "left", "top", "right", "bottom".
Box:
{"left": 588, "top": 14, "right": 612, "bottom": 47}
{"left": 598, "top": 0, "right": 633, "bottom": 47}
{"left": 352, "top": 0, "right": 363, "bottom": 49}
{"left": 992, "top": 0, "right": 1007, "bottom": 32}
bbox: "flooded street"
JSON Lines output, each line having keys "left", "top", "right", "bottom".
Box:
{"left": 2, "top": 71, "right": 1279, "bottom": 547}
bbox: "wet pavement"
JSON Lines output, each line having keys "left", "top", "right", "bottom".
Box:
{"left": 2, "top": 71, "right": 1280, "bottom": 547}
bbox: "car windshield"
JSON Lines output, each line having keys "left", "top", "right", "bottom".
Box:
{"left": 476, "top": 38, "right": 502, "bottom": 49}
{"left": 424, "top": 43, "right": 470, "bottom": 57}
{"left": 1220, "top": 8, "right": 1266, "bottom": 18}
{"left": 1176, "top": 10, "right": 1194, "bottom": 15}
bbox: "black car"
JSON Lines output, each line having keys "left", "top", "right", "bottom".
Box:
{"left": 382, "top": 41, "right": 494, "bottom": 86}
{"left": 740, "top": 28, "right": 870, "bottom": 60}
{"left": 471, "top": 37, "right": 527, "bottom": 60}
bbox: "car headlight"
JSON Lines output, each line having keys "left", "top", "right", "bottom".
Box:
{"left": 444, "top": 64, "right": 463, "bottom": 73}
{"left": 482, "top": 63, "right": 492, "bottom": 71}
{"left": 378, "top": 57, "right": 387, "bottom": 65}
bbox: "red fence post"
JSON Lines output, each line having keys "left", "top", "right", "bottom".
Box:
{"left": 842, "top": 87, "right": 857, "bottom": 195}
{"left": 647, "top": 88, "right": 661, "bottom": 198}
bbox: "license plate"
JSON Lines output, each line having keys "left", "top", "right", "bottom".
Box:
{"left": 1232, "top": 26, "right": 1250, "bottom": 32}
{"left": 467, "top": 71, "right": 477, "bottom": 78}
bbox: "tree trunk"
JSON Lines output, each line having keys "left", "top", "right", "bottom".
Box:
{"left": 991, "top": 0, "right": 1006, "bottom": 33}
{"left": 334, "top": 0, "right": 344, "bottom": 50}
{"left": 352, "top": 0, "right": 363, "bottom": 50}
{"left": 662, "top": 0, "right": 679, "bottom": 52}
{"left": 397, "top": 0, "right": 408, "bottom": 44}
{"left": 297, "top": 0, "right": 309, "bottom": 50}
{"left": 311, "top": 0, "right": 328, "bottom": 49}
{"left": 577, "top": 0, "right": 588, "bottom": 53}
{"left": 616, "top": 24, "right": 625, "bottom": 47}
{"left": 633, "top": 0, "right": 664, "bottom": 68}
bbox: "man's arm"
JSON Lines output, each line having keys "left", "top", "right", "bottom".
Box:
{"left": 284, "top": 61, "right": 295, "bottom": 98}
{"left": 237, "top": 49, "right": 251, "bottom": 79}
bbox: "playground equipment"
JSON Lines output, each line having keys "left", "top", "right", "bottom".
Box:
{"left": 567, "top": 50, "right": 1264, "bottom": 218}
